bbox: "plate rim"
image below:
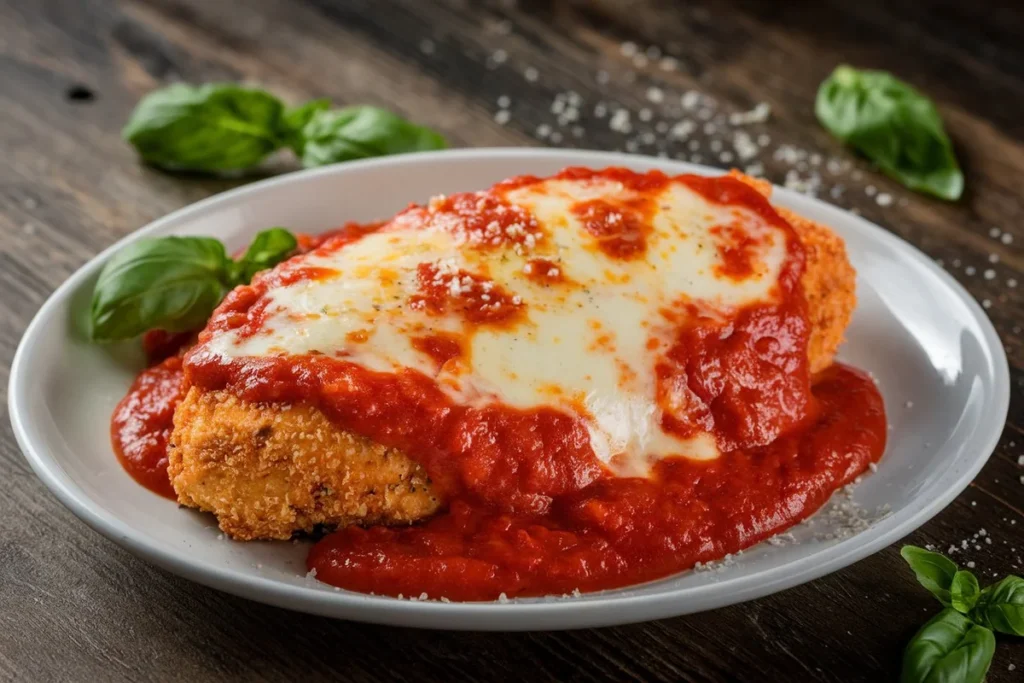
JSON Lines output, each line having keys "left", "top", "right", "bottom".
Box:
{"left": 8, "top": 147, "right": 1011, "bottom": 630}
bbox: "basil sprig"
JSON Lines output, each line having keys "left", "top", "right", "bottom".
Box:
{"left": 123, "top": 84, "right": 446, "bottom": 174}
{"left": 89, "top": 227, "right": 296, "bottom": 342}
{"left": 300, "top": 106, "right": 448, "bottom": 167}
{"left": 950, "top": 570, "right": 981, "bottom": 614}
{"left": 972, "top": 576, "right": 1024, "bottom": 636}
{"left": 901, "top": 609, "right": 995, "bottom": 683}
{"left": 902, "top": 545, "right": 958, "bottom": 606}
{"left": 899, "top": 545, "right": 1022, "bottom": 683}
{"left": 122, "top": 84, "right": 287, "bottom": 172}
{"left": 280, "top": 99, "right": 331, "bottom": 156}
{"left": 816, "top": 65, "right": 963, "bottom": 201}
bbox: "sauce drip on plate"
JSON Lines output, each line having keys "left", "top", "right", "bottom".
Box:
{"left": 111, "top": 356, "right": 183, "bottom": 499}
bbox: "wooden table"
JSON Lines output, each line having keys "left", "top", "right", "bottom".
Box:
{"left": 1, "top": 1, "right": 1022, "bottom": 680}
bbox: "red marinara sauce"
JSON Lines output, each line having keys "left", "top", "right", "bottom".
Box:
{"left": 111, "top": 355, "right": 184, "bottom": 499}
{"left": 114, "top": 168, "right": 887, "bottom": 601}
{"left": 306, "top": 363, "right": 883, "bottom": 599}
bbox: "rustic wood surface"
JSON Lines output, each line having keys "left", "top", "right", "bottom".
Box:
{"left": 1, "top": 0, "right": 1022, "bottom": 680}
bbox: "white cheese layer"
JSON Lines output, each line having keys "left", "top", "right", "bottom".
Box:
{"left": 205, "top": 175, "right": 790, "bottom": 476}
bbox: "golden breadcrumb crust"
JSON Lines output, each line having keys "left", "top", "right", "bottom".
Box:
{"left": 168, "top": 389, "right": 440, "bottom": 540}
{"left": 170, "top": 173, "right": 856, "bottom": 539}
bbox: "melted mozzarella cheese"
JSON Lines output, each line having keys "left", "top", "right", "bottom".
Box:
{"left": 206, "top": 175, "right": 790, "bottom": 476}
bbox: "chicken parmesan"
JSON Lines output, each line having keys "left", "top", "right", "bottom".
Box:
{"left": 111, "top": 167, "right": 885, "bottom": 601}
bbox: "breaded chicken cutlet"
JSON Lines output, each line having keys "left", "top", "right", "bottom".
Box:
{"left": 170, "top": 390, "right": 440, "bottom": 540}
{"left": 168, "top": 172, "right": 857, "bottom": 541}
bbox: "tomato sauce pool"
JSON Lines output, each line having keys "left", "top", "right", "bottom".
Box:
{"left": 111, "top": 354, "right": 183, "bottom": 499}
{"left": 305, "top": 364, "right": 884, "bottom": 600}
{"left": 111, "top": 168, "right": 888, "bottom": 601}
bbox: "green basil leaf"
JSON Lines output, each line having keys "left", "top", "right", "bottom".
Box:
{"left": 949, "top": 571, "right": 981, "bottom": 614}
{"left": 971, "top": 575, "right": 1024, "bottom": 635}
{"left": 230, "top": 227, "right": 298, "bottom": 284}
{"left": 300, "top": 106, "right": 447, "bottom": 167}
{"left": 901, "top": 546, "right": 959, "bottom": 606}
{"left": 900, "top": 608, "right": 995, "bottom": 683}
{"left": 123, "top": 83, "right": 285, "bottom": 172}
{"left": 90, "top": 236, "right": 232, "bottom": 342}
{"left": 280, "top": 99, "right": 331, "bottom": 155}
{"left": 816, "top": 65, "right": 963, "bottom": 200}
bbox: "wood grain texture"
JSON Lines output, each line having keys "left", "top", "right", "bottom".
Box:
{"left": 1, "top": 0, "right": 1022, "bottom": 680}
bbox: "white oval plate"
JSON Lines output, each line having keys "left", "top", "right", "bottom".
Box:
{"left": 9, "top": 149, "right": 1009, "bottom": 630}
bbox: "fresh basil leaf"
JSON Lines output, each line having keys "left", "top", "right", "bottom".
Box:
{"left": 280, "top": 99, "right": 331, "bottom": 155}
{"left": 230, "top": 227, "right": 298, "bottom": 284}
{"left": 901, "top": 608, "right": 995, "bottom": 683}
{"left": 816, "top": 65, "right": 963, "bottom": 200}
{"left": 300, "top": 106, "right": 447, "bottom": 167}
{"left": 90, "top": 236, "right": 232, "bottom": 342}
{"left": 971, "top": 575, "right": 1024, "bottom": 636}
{"left": 949, "top": 571, "right": 981, "bottom": 614}
{"left": 123, "top": 83, "right": 286, "bottom": 172}
{"left": 901, "top": 546, "right": 959, "bottom": 606}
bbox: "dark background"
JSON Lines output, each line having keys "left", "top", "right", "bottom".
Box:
{"left": 1, "top": 1, "right": 1022, "bottom": 681}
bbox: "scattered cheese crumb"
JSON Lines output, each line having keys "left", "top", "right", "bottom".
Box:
{"left": 609, "top": 109, "right": 632, "bottom": 133}
{"left": 681, "top": 91, "right": 701, "bottom": 110}
{"left": 728, "top": 102, "right": 771, "bottom": 126}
